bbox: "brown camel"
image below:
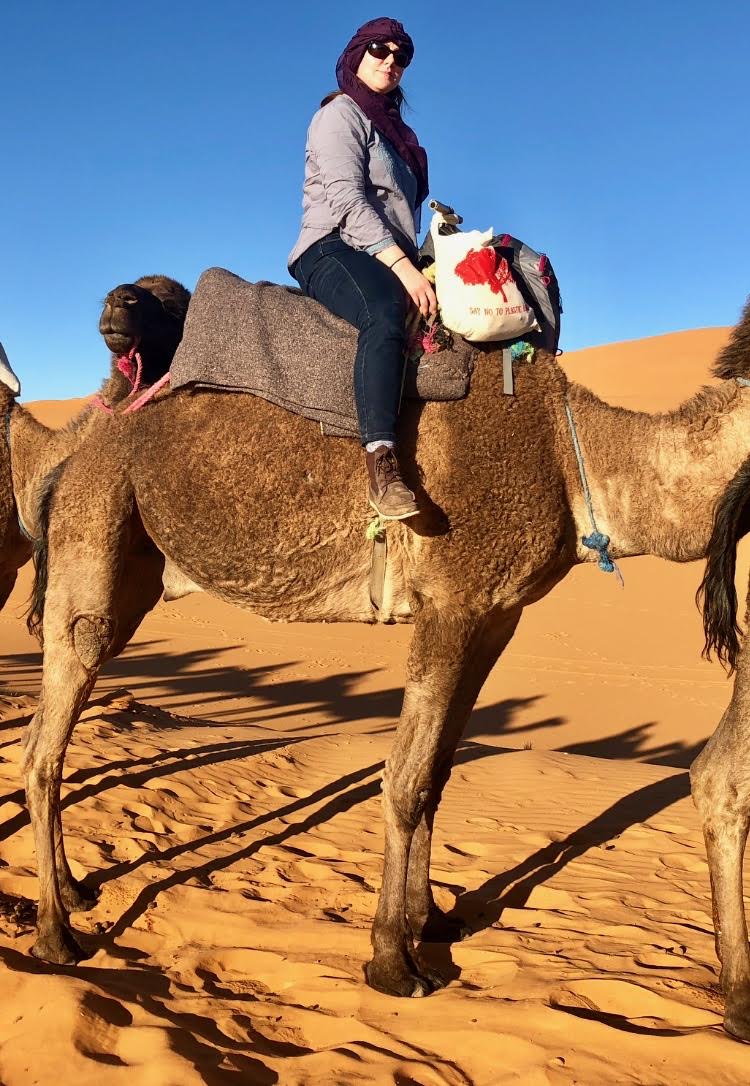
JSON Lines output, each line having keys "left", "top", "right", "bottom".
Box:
{"left": 23, "top": 295, "right": 750, "bottom": 999}
{"left": 0, "top": 275, "right": 190, "bottom": 607}
{"left": 688, "top": 439, "right": 750, "bottom": 1040}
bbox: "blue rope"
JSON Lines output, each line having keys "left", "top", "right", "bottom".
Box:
{"left": 581, "top": 529, "right": 616, "bottom": 573}
{"left": 564, "top": 397, "right": 623, "bottom": 584}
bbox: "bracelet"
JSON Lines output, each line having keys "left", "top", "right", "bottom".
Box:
{"left": 389, "top": 255, "right": 408, "bottom": 270}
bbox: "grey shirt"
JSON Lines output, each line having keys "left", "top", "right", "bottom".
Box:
{"left": 288, "top": 94, "right": 421, "bottom": 270}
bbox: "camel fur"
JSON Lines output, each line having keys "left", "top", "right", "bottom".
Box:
{"left": 688, "top": 418, "right": 750, "bottom": 1040}
{"left": 0, "top": 276, "right": 190, "bottom": 608}
{"left": 23, "top": 295, "right": 750, "bottom": 1006}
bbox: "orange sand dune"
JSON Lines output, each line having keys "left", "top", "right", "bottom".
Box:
{"left": 1, "top": 326, "right": 747, "bottom": 1084}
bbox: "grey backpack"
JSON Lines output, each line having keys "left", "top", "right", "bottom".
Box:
{"left": 487, "top": 233, "right": 562, "bottom": 354}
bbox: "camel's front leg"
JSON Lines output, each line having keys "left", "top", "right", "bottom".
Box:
{"left": 691, "top": 705, "right": 750, "bottom": 1040}
{"left": 405, "top": 608, "right": 522, "bottom": 943}
{"left": 24, "top": 645, "right": 98, "bottom": 964}
{"left": 24, "top": 702, "right": 98, "bottom": 916}
{"left": 367, "top": 605, "right": 514, "bottom": 997}
{"left": 24, "top": 592, "right": 115, "bottom": 963}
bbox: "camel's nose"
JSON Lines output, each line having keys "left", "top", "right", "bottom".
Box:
{"left": 105, "top": 285, "right": 141, "bottom": 310}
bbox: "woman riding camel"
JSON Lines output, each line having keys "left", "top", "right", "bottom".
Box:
{"left": 289, "top": 17, "right": 436, "bottom": 520}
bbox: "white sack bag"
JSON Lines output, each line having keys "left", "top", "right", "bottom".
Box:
{"left": 430, "top": 215, "right": 540, "bottom": 343}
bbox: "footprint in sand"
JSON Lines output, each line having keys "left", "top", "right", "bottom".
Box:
{"left": 517, "top": 830, "right": 558, "bottom": 848}
{"left": 443, "top": 842, "right": 491, "bottom": 858}
{"left": 525, "top": 885, "right": 588, "bottom": 914}
{"left": 635, "top": 948, "right": 693, "bottom": 969}
{"left": 123, "top": 804, "right": 170, "bottom": 836}
{"left": 584, "top": 937, "right": 638, "bottom": 957}
{"left": 550, "top": 978, "right": 720, "bottom": 1027}
{"left": 653, "top": 821, "right": 689, "bottom": 835}
{"left": 278, "top": 860, "right": 331, "bottom": 884}
{"left": 621, "top": 889, "right": 686, "bottom": 908}
{"left": 254, "top": 778, "right": 312, "bottom": 800}
{"left": 658, "top": 853, "right": 709, "bottom": 874}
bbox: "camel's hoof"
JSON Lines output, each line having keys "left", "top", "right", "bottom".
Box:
{"left": 365, "top": 953, "right": 445, "bottom": 998}
{"left": 724, "top": 994, "right": 750, "bottom": 1042}
{"left": 61, "top": 880, "right": 100, "bottom": 914}
{"left": 414, "top": 908, "right": 472, "bottom": 944}
{"left": 30, "top": 926, "right": 86, "bottom": 966}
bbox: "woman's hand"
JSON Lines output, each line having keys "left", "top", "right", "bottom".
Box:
{"left": 391, "top": 259, "right": 438, "bottom": 319}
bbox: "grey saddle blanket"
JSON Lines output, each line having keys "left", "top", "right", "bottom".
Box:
{"left": 170, "top": 267, "right": 474, "bottom": 438}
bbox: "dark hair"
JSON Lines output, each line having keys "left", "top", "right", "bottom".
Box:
{"left": 319, "top": 87, "right": 406, "bottom": 110}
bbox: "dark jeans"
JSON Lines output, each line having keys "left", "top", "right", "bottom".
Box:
{"left": 292, "top": 233, "right": 408, "bottom": 445}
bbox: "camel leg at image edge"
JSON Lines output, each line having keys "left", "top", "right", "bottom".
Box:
{"left": 24, "top": 643, "right": 98, "bottom": 964}
{"left": 691, "top": 708, "right": 750, "bottom": 1039}
{"left": 366, "top": 605, "right": 521, "bottom": 997}
{"left": 23, "top": 700, "right": 98, "bottom": 915}
{"left": 405, "top": 609, "right": 522, "bottom": 943}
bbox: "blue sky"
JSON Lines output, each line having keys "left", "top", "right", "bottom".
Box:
{"left": 2, "top": 0, "right": 748, "bottom": 400}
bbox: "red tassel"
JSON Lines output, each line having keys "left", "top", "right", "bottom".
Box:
{"left": 453, "top": 248, "right": 514, "bottom": 303}
{"left": 454, "top": 247, "right": 497, "bottom": 287}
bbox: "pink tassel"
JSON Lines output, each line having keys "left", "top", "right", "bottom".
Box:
{"left": 421, "top": 323, "right": 441, "bottom": 354}
{"left": 116, "top": 348, "right": 143, "bottom": 394}
{"left": 91, "top": 395, "right": 114, "bottom": 415}
{"left": 123, "top": 371, "right": 171, "bottom": 413}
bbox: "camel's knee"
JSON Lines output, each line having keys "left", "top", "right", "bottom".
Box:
{"left": 691, "top": 754, "right": 750, "bottom": 838}
{"left": 72, "top": 614, "right": 113, "bottom": 670}
{"left": 691, "top": 733, "right": 729, "bottom": 806}
{"left": 690, "top": 752, "right": 714, "bottom": 816}
{"left": 23, "top": 752, "right": 58, "bottom": 810}
{"left": 382, "top": 769, "right": 431, "bottom": 831}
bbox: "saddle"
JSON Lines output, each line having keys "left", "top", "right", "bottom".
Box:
{"left": 170, "top": 267, "right": 475, "bottom": 438}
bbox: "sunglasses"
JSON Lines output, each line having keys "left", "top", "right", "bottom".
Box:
{"left": 366, "top": 41, "right": 412, "bottom": 68}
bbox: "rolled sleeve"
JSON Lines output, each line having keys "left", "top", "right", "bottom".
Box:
{"left": 365, "top": 237, "right": 394, "bottom": 256}
{"left": 309, "top": 100, "right": 395, "bottom": 253}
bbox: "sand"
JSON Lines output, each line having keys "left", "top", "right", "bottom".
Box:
{"left": 0, "top": 329, "right": 747, "bottom": 1084}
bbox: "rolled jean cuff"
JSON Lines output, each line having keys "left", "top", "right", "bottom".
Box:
{"left": 361, "top": 429, "right": 397, "bottom": 447}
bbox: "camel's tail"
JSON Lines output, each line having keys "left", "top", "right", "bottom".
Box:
{"left": 26, "top": 461, "right": 67, "bottom": 642}
{"left": 698, "top": 455, "right": 750, "bottom": 671}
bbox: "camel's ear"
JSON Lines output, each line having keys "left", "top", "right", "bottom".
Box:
{"left": 0, "top": 342, "right": 20, "bottom": 397}
{"left": 160, "top": 285, "right": 192, "bottom": 323}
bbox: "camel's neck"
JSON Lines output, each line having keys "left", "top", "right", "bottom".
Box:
{"left": 8, "top": 401, "right": 96, "bottom": 535}
{"left": 565, "top": 380, "right": 750, "bottom": 562}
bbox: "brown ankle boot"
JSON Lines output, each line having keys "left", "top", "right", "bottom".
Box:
{"left": 365, "top": 446, "right": 419, "bottom": 520}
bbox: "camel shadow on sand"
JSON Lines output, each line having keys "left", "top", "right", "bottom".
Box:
{"left": 0, "top": 640, "right": 710, "bottom": 1017}
{"left": 418, "top": 765, "right": 693, "bottom": 986}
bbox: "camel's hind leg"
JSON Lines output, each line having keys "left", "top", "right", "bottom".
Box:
{"left": 367, "top": 604, "right": 521, "bottom": 997}
{"left": 405, "top": 608, "right": 521, "bottom": 943}
{"left": 691, "top": 696, "right": 750, "bottom": 1040}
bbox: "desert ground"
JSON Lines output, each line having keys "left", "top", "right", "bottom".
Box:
{"left": 1, "top": 329, "right": 748, "bottom": 1084}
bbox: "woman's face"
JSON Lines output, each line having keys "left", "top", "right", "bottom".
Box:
{"left": 356, "top": 40, "right": 406, "bottom": 94}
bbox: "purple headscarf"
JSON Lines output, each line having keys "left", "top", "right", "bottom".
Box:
{"left": 335, "top": 17, "right": 429, "bottom": 208}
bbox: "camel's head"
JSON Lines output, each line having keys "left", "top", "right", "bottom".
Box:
{"left": 712, "top": 294, "right": 750, "bottom": 382}
{"left": 99, "top": 275, "right": 191, "bottom": 383}
{"left": 0, "top": 342, "right": 21, "bottom": 397}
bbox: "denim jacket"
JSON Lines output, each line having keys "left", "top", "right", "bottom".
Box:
{"left": 288, "top": 94, "right": 422, "bottom": 269}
